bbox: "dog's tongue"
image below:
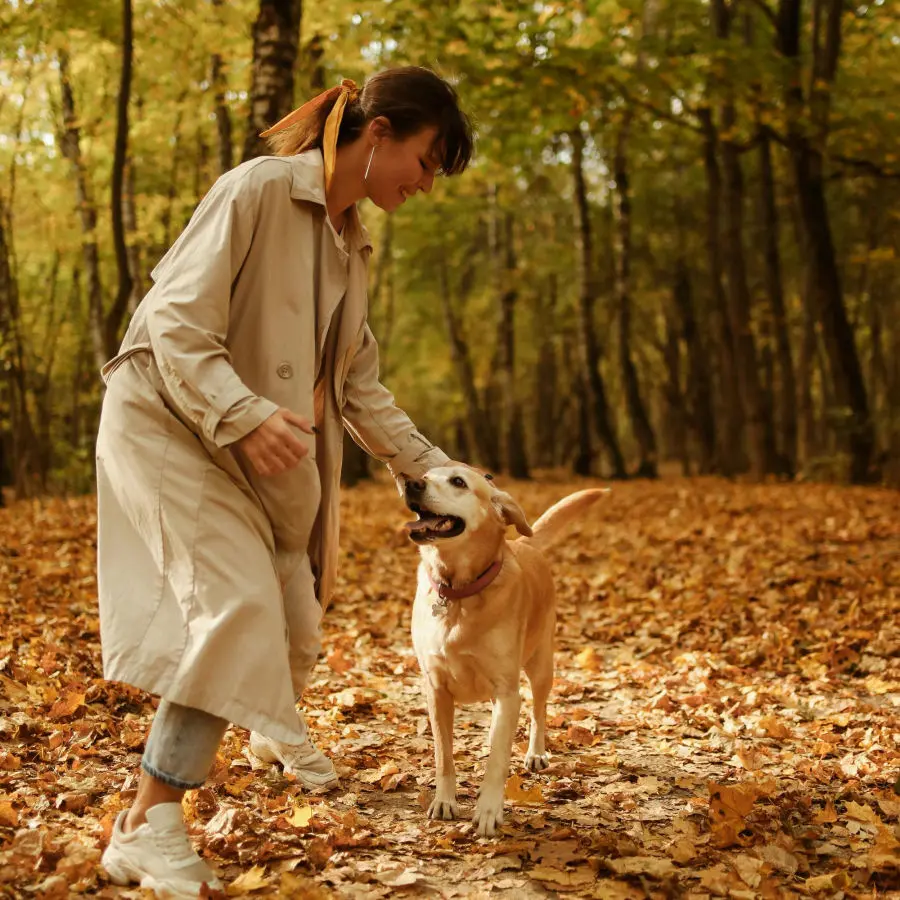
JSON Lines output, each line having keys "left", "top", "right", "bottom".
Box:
{"left": 404, "top": 517, "right": 433, "bottom": 533}
{"left": 405, "top": 514, "right": 453, "bottom": 533}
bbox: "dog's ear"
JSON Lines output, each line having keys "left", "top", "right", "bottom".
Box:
{"left": 492, "top": 491, "right": 533, "bottom": 537}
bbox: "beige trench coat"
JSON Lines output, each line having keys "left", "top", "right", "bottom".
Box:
{"left": 95, "top": 150, "right": 448, "bottom": 742}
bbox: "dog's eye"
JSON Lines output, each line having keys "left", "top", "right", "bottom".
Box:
{"left": 484, "top": 473, "right": 494, "bottom": 481}
{"left": 450, "top": 476, "right": 467, "bottom": 489}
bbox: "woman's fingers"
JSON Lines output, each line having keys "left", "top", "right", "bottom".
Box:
{"left": 237, "top": 408, "right": 316, "bottom": 477}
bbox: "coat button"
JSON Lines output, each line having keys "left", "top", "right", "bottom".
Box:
{"left": 276, "top": 362, "right": 293, "bottom": 379}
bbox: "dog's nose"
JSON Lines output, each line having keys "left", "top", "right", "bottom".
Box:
{"left": 405, "top": 478, "right": 426, "bottom": 497}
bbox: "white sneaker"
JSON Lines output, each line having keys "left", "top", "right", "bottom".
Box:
{"left": 101, "top": 803, "right": 221, "bottom": 899}
{"left": 249, "top": 730, "right": 339, "bottom": 791}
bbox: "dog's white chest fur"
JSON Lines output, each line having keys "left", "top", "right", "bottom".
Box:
{"left": 411, "top": 591, "right": 500, "bottom": 703}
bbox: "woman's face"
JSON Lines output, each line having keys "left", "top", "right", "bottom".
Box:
{"left": 365, "top": 123, "right": 440, "bottom": 213}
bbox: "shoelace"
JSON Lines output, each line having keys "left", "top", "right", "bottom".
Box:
{"left": 153, "top": 822, "right": 200, "bottom": 867}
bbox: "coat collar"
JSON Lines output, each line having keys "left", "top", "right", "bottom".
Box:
{"left": 288, "top": 149, "right": 373, "bottom": 253}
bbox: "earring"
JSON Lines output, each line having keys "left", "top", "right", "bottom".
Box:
{"left": 364, "top": 146, "right": 375, "bottom": 182}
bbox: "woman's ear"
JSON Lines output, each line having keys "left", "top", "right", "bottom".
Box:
{"left": 368, "top": 116, "right": 393, "bottom": 144}
{"left": 491, "top": 491, "right": 533, "bottom": 537}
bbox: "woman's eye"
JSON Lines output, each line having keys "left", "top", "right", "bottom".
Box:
{"left": 450, "top": 476, "right": 467, "bottom": 489}
{"left": 420, "top": 159, "right": 427, "bottom": 170}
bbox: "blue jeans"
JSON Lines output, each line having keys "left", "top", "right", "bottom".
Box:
{"left": 141, "top": 700, "right": 229, "bottom": 790}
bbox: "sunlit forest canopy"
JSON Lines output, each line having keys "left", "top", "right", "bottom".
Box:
{"left": 0, "top": 0, "right": 898, "bottom": 497}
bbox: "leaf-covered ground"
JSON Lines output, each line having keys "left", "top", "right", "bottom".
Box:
{"left": 1, "top": 476, "right": 898, "bottom": 898}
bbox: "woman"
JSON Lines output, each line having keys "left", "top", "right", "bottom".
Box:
{"left": 96, "top": 67, "right": 473, "bottom": 897}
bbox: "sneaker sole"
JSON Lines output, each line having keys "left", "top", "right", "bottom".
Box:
{"left": 249, "top": 737, "right": 340, "bottom": 791}
{"left": 102, "top": 846, "right": 220, "bottom": 899}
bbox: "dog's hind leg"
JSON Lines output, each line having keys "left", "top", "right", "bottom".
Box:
{"left": 425, "top": 683, "right": 459, "bottom": 821}
{"left": 524, "top": 641, "right": 553, "bottom": 772}
{"left": 474, "top": 691, "right": 520, "bottom": 837}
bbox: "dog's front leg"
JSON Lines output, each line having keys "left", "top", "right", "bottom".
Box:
{"left": 474, "top": 691, "right": 520, "bottom": 837}
{"left": 425, "top": 681, "right": 458, "bottom": 820}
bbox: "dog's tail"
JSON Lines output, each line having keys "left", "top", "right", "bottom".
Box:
{"left": 525, "top": 489, "right": 608, "bottom": 553}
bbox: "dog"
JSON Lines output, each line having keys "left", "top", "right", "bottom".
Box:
{"left": 403, "top": 465, "right": 606, "bottom": 836}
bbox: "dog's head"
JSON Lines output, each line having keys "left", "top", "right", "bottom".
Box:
{"left": 403, "top": 465, "right": 532, "bottom": 545}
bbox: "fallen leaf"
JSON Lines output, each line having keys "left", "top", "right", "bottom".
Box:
{"left": 709, "top": 782, "right": 760, "bottom": 820}
{"left": 758, "top": 844, "right": 799, "bottom": 875}
{"left": 530, "top": 864, "right": 595, "bottom": 886}
{"left": 575, "top": 647, "right": 602, "bottom": 672}
{"left": 0, "top": 800, "right": 19, "bottom": 827}
{"left": 287, "top": 803, "right": 313, "bottom": 827}
{"left": 592, "top": 882, "right": 645, "bottom": 900}
{"left": 48, "top": 691, "right": 85, "bottom": 720}
{"left": 276, "top": 872, "right": 333, "bottom": 899}
{"left": 372, "top": 867, "right": 426, "bottom": 886}
{"left": 0, "top": 751, "right": 22, "bottom": 771}
{"left": 812, "top": 800, "right": 838, "bottom": 824}
{"left": 844, "top": 800, "right": 880, "bottom": 825}
{"left": 697, "top": 864, "right": 739, "bottom": 894}
{"left": 732, "top": 853, "right": 763, "bottom": 888}
{"left": 326, "top": 648, "right": 353, "bottom": 674}
{"left": 566, "top": 724, "right": 594, "bottom": 746}
{"left": 224, "top": 772, "right": 255, "bottom": 797}
{"left": 758, "top": 715, "right": 792, "bottom": 739}
{"left": 669, "top": 837, "right": 698, "bottom": 863}
{"left": 806, "top": 871, "right": 851, "bottom": 893}
{"left": 227, "top": 864, "right": 270, "bottom": 895}
{"left": 505, "top": 774, "right": 544, "bottom": 804}
{"left": 307, "top": 837, "right": 332, "bottom": 869}
{"left": 607, "top": 856, "right": 677, "bottom": 877}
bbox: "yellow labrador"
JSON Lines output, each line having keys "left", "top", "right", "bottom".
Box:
{"left": 403, "top": 466, "right": 606, "bottom": 836}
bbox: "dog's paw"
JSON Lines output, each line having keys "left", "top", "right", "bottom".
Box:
{"left": 428, "top": 797, "right": 459, "bottom": 821}
{"left": 524, "top": 752, "right": 550, "bottom": 772}
{"left": 472, "top": 795, "right": 504, "bottom": 837}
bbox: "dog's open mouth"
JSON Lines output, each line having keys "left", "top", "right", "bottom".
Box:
{"left": 404, "top": 507, "right": 466, "bottom": 542}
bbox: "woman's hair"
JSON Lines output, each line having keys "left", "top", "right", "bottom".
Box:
{"left": 265, "top": 66, "right": 474, "bottom": 175}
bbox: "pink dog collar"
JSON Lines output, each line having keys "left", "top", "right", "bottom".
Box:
{"left": 428, "top": 559, "right": 503, "bottom": 607}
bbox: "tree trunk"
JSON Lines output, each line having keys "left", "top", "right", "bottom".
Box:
{"left": 698, "top": 107, "right": 743, "bottom": 475}
{"left": 612, "top": 121, "right": 657, "bottom": 478}
{"left": 672, "top": 259, "right": 716, "bottom": 474}
{"left": 437, "top": 246, "right": 500, "bottom": 471}
{"left": 489, "top": 196, "right": 529, "bottom": 479}
{"left": 0, "top": 199, "right": 38, "bottom": 498}
{"left": 757, "top": 126, "right": 796, "bottom": 475}
{"left": 106, "top": 0, "right": 134, "bottom": 358}
{"left": 369, "top": 217, "right": 396, "bottom": 376}
{"left": 211, "top": 0, "right": 234, "bottom": 175}
{"left": 661, "top": 301, "right": 691, "bottom": 475}
{"left": 58, "top": 50, "right": 106, "bottom": 375}
{"left": 123, "top": 159, "right": 143, "bottom": 314}
{"left": 573, "top": 369, "right": 593, "bottom": 477}
{"left": 242, "top": 0, "right": 302, "bottom": 162}
{"left": 32, "top": 254, "right": 63, "bottom": 492}
{"left": 194, "top": 130, "right": 210, "bottom": 210}
{"left": 710, "top": 0, "right": 769, "bottom": 478}
{"left": 533, "top": 274, "right": 558, "bottom": 469}
{"left": 570, "top": 129, "right": 626, "bottom": 479}
{"left": 777, "top": 0, "right": 874, "bottom": 482}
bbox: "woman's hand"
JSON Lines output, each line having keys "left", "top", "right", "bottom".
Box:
{"left": 237, "top": 408, "right": 316, "bottom": 477}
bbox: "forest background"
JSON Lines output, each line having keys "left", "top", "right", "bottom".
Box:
{"left": 0, "top": 0, "right": 898, "bottom": 496}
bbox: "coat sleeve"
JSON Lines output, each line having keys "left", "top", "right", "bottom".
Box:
{"left": 144, "top": 165, "right": 281, "bottom": 448}
{"left": 341, "top": 324, "right": 450, "bottom": 481}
